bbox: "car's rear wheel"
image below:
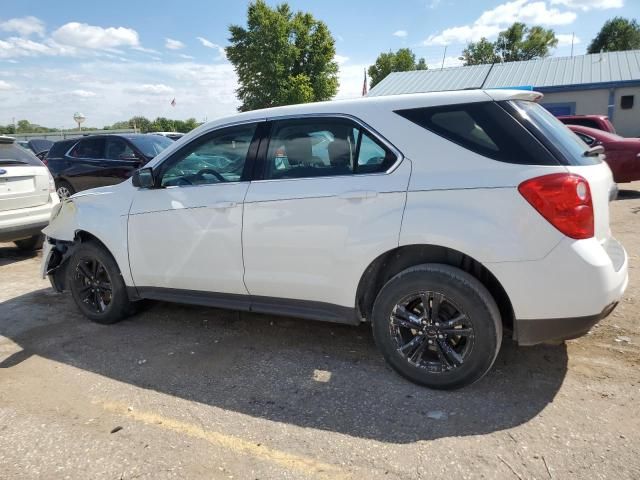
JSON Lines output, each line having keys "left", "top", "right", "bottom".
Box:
{"left": 372, "top": 264, "right": 502, "bottom": 390}
{"left": 56, "top": 180, "right": 75, "bottom": 199}
{"left": 14, "top": 234, "right": 44, "bottom": 251}
{"left": 67, "top": 241, "right": 133, "bottom": 324}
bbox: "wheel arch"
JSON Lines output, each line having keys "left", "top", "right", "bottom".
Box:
{"left": 355, "top": 244, "right": 514, "bottom": 332}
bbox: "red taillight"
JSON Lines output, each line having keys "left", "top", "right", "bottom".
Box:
{"left": 518, "top": 173, "right": 594, "bottom": 240}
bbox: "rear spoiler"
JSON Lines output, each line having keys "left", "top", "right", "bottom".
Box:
{"left": 484, "top": 89, "right": 544, "bottom": 103}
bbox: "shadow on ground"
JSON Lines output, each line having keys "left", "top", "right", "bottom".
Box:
{"left": 0, "top": 287, "right": 567, "bottom": 444}
{"left": 616, "top": 189, "right": 640, "bottom": 201}
{"left": 0, "top": 245, "right": 38, "bottom": 267}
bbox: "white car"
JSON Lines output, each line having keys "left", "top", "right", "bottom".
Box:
{"left": 0, "top": 136, "right": 59, "bottom": 250}
{"left": 41, "top": 89, "right": 628, "bottom": 389}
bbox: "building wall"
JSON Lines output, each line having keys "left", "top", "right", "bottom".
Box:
{"left": 540, "top": 87, "right": 640, "bottom": 137}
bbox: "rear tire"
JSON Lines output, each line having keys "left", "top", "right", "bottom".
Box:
{"left": 372, "top": 264, "right": 502, "bottom": 390}
{"left": 67, "top": 241, "right": 133, "bottom": 325}
{"left": 56, "top": 180, "right": 75, "bottom": 199}
{"left": 14, "top": 235, "right": 44, "bottom": 251}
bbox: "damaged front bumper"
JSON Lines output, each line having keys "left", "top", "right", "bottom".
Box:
{"left": 41, "top": 237, "right": 77, "bottom": 292}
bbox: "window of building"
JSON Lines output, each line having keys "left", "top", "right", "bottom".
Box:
{"left": 621, "top": 95, "right": 634, "bottom": 110}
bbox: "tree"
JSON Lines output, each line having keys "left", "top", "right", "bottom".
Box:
{"left": 462, "top": 23, "right": 557, "bottom": 66}
{"left": 368, "top": 48, "right": 427, "bottom": 89}
{"left": 587, "top": 17, "right": 640, "bottom": 54}
{"left": 462, "top": 37, "right": 499, "bottom": 65}
{"left": 227, "top": 0, "right": 339, "bottom": 112}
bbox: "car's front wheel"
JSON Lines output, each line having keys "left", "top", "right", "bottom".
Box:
{"left": 56, "top": 180, "right": 75, "bottom": 199}
{"left": 67, "top": 241, "right": 133, "bottom": 324}
{"left": 372, "top": 264, "right": 502, "bottom": 390}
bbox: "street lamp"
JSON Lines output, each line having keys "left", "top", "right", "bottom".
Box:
{"left": 73, "top": 112, "right": 86, "bottom": 132}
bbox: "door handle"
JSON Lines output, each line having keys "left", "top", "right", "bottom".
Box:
{"left": 338, "top": 190, "right": 378, "bottom": 200}
{"left": 211, "top": 201, "right": 237, "bottom": 209}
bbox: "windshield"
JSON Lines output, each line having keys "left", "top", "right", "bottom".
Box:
{"left": 129, "top": 135, "right": 173, "bottom": 159}
{"left": 507, "top": 100, "right": 600, "bottom": 166}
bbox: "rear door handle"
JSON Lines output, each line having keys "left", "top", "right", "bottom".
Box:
{"left": 338, "top": 190, "right": 378, "bottom": 200}
{"left": 211, "top": 201, "right": 237, "bottom": 209}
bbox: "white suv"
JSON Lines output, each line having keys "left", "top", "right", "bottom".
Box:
{"left": 41, "top": 89, "right": 628, "bottom": 389}
{"left": 1, "top": 136, "right": 58, "bottom": 250}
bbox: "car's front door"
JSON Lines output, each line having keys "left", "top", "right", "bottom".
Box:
{"left": 128, "top": 122, "right": 262, "bottom": 295}
{"left": 242, "top": 116, "right": 411, "bottom": 311}
{"left": 102, "top": 137, "right": 144, "bottom": 186}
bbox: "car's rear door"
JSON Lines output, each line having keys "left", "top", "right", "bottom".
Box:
{"left": 128, "top": 122, "right": 263, "bottom": 296}
{"left": 241, "top": 116, "right": 410, "bottom": 311}
{"left": 65, "top": 137, "right": 108, "bottom": 191}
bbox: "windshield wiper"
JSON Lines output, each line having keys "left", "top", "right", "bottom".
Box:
{"left": 583, "top": 145, "right": 605, "bottom": 157}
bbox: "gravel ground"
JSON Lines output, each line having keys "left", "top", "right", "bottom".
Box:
{"left": 1, "top": 182, "right": 639, "bottom": 480}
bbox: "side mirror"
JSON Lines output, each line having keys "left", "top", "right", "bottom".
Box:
{"left": 132, "top": 167, "right": 155, "bottom": 188}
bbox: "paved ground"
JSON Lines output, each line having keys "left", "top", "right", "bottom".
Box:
{"left": 1, "top": 183, "right": 639, "bottom": 480}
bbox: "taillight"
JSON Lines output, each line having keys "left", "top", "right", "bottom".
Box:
{"left": 518, "top": 173, "right": 594, "bottom": 240}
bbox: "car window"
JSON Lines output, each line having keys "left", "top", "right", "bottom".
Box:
{"left": 0, "top": 143, "right": 44, "bottom": 166}
{"left": 105, "top": 138, "right": 136, "bottom": 160}
{"left": 264, "top": 118, "right": 396, "bottom": 180}
{"left": 128, "top": 135, "right": 173, "bottom": 159}
{"left": 48, "top": 139, "right": 78, "bottom": 158}
{"left": 396, "top": 102, "right": 558, "bottom": 166}
{"left": 69, "top": 138, "right": 105, "bottom": 159}
{"left": 160, "top": 124, "right": 256, "bottom": 187}
{"left": 574, "top": 132, "right": 595, "bottom": 146}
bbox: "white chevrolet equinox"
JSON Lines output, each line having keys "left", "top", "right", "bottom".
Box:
{"left": 42, "top": 89, "right": 628, "bottom": 389}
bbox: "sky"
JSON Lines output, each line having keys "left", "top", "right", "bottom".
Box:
{"left": 0, "top": 0, "right": 638, "bottom": 129}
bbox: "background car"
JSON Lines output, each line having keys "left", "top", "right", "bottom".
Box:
{"left": 558, "top": 115, "right": 616, "bottom": 134}
{"left": 18, "top": 138, "right": 54, "bottom": 157}
{"left": 0, "top": 135, "right": 58, "bottom": 250}
{"left": 46, "top": 134, "right": 173, "bottom": 198}
{"left": 568, "top": 125, "right": 640, "bottom": 183}
{"left": 150, "top": 132, "right": 184, "bottom": 141}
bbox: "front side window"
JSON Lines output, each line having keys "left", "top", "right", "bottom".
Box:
{"left": 69, "top": 138, "right": 105, "bottom": 159}
{"left": 160, "top": 124, "right": 256, "bottom": 187}
{"left": 105, "top": 138, "right": 136, "bottom": 160}
{"left": 263, "top": 118, "right": 396, "bottom": 180}
{"left": 129, "top": 135, "right": 173, "bottom": 159}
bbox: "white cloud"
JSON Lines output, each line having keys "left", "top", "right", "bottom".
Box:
{"left": 70, "top": 89, "right": 96, "bottom": 97}
{"left": 335, "top": 63, "right": 369, "bottom": 99}
{"left": 52, "top": 22, "right": 140, "bottom": 50}
{"left": 334, "top": 54, "right": 349, "bottom": 64}
{"left": 179, "top": 53, "right": 195, "bottom": 60}
{"left": 165, "top": 38, "right": 184, "bottom": 50}
{"left": 127, "top": 83, "right": 174, "bottom": 95}
{"left": 428, "top": 0, "right": 442, "bottom": 8}
{"left": 427, "top": 55, "right": 465, "bottom": 69}
{"left": 0, "top": 16, "right": 45, "bottom": 37}
{"left": 556, "top": 33, "right": 581, "bottom": 46}
{"left": 550, "top": 0, "right": 623, "bottom": 10}
{"left": 0, "top": 80, "right": 13, "bottom": 90}
{"left": 424, "top": 0, "right": 577, "bottom": 46}
{"left": 393, "top": 30, "right": 408, "bottom": 38}
{"left": 0, "top": 37, "right": 65, "bottom": 58}
{"left": 196, "top": 36, "right": 226, "bottom": 59}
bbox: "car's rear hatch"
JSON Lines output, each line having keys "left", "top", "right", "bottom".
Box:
{"left": 0, "top": 138, "right": 51, "bottom": 212}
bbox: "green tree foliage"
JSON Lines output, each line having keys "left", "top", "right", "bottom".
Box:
{"left": 227, "top": 0, "right": 339, "bottom": 112}
{"left": 462, "top": 22, "right": 557, "bottom": 66}
{"left": 587, "top": 17, "right": 640, "bottom": 54}
{"left": 462, "top": 38, "right": 499, "bottom": 66}
{"left": 368, "top": 48, "right": 428, "bottom": 89}
{"left": 0, "top": 120, "right": 59, "bottom": 134}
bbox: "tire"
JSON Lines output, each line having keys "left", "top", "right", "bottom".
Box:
{"left": 14, "top": 234, "right": 44, "bottom": 251}
{"left": 67, "top": 241, "right": 133, "bottom": 325}
{"left": 372, "top": 264, "right": 502, "bottom": 390}
{"left": 56, "top": 180, "right": 75, "bottom": 199}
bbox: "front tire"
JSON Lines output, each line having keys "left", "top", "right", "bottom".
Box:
{"left": 67, "top": 241, "right": 133, "bottom": 324}
{"left": 372, "top": 264, "right": 502, "bottom": 390}
{"left": 56, "top": 180, "right": 75, "bottom": 199}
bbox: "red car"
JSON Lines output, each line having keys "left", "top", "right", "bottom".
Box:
{"left": 568, "top": 125, "right": 640, "bottom": 183}
{"left": 558, "top": 115, "right": 616, "bottom": 134}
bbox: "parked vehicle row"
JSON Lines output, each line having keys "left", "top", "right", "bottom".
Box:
{"left": 0, "top": 136, "right": 59, "bottom": 250}
{"left": 42, "top": 89, "right": 628, "bottom": 390}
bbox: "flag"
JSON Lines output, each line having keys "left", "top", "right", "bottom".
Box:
{"left": 170, "top": 98, "right": 176, "bottom": 107}
{"left": 362, "top": 68, "right": 368, "bottom": 96}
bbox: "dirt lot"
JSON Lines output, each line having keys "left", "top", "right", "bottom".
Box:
{"left": 1, "top": 183, "right": 639, "bottom": 480}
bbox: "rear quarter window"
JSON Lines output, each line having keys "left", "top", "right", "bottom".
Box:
{"left": 395, "top": 101, "right": 559, "bottom": 166}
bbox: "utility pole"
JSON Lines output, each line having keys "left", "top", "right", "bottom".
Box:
{"left": 441, "top": 45, "right": 448, "bottom": 70}
{"left": 570, "top": 32, "right": 575, "bottom": 58}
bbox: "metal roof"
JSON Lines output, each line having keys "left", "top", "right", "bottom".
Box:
{"left": 367, "top": 50, "right": 640, "bottom": 96}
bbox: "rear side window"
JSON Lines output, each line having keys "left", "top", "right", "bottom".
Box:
{"left": 69, "top": 138, "right": 105, "bottom": 159}
{"left": 47, "top": 139, "right": 78, "bottom": 158}
{"left": 395, "top": 102, "right": 558, "bottom": 166}
{"left": 505, "top": 100, "right": 598, "bottom": 166}
{"left": 0, "top": 143, "right": 44, "bottom": 166}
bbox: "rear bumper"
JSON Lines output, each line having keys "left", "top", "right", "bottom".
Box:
{"left": 0, "top": 195, "right": 57, "bottom": 242}
{"left": 488, "top": 235, "right": 629, "bottom": 345}
{"left": 515, "top": 302, "right": 619, "bottom": 346}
